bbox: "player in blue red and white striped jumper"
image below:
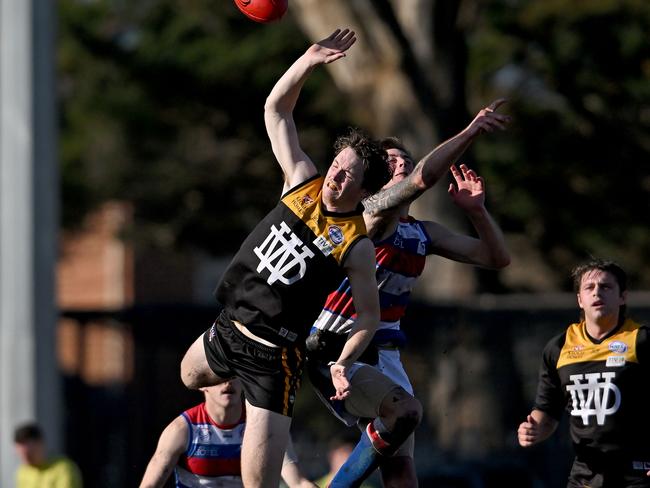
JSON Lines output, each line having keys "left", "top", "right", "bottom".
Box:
{"left": 139, "top": 378, "right": 314, "bottom": 488}
{"left": 307, "top": 104, "right": 511, "bottom": 487}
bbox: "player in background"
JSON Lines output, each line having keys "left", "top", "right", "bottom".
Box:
{"left": 140, "top": 379, "right": 316, "bottom": 488}
{"left": 518, "top": 259, "right": 650, "bottom": 487}
{"left": 14, "top": 423, "right": 82, "bottom": 488}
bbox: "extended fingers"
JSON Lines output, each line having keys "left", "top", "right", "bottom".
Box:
{"left": 333, "top": 28, "right": 356, "bottom": 50}
{"left": 460, "top": 164, "right": 483, "bottom": 182}
{"left": 460, "top": 164, "right": 476, "bottom": 181}
{"left": 487, "top": 98, "right": 508, "bottom": 112}
{"left": 450, "top": 164, "right": 463, "bottom": 183}
{"left": 480, "top": 99, "right": 511, "bottom": 130}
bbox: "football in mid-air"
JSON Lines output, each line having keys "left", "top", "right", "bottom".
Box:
{"left": 234, "top": 0, "right": 288, "bottom": 23}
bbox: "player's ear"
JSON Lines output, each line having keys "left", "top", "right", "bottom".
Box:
{"left": 576, "top": 293, "right": 584, "bottom": 309}
{"left": 620, "top": 290, "right": 627, "bottom": 305}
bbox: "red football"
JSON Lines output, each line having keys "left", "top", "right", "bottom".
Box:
{"left": 234, "top": 0, "right": 288, "bottom": 23}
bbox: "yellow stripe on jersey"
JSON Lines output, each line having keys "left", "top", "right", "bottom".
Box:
{"left": 557, "top": 318, "right": 641, "bottom": 369}
{"left": 282, "top": 176, "right": 366, "bottom": 265}
{"left": 281, "top": 347, "right": 292, "bottom": 416}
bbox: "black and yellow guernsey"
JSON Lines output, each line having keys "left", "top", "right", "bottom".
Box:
{"left": 215, "top": 175, "right": 368, "bottom": 348}
{"left": 535, "top": 318, "right": 650, "bottom": 464}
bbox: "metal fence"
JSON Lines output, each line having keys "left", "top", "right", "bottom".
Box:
{"left": 60, "top": 293, "right": 650, "bottom": 487}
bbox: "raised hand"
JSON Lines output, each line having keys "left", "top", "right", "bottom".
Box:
{"left": 306, "top": 28, "right": 356, "bottom": 65}
{"left": 464, "top": 98, "right": 511, "bottom": 138}
{"left": 448, "top": 164, "right": 486, "bottom": 213}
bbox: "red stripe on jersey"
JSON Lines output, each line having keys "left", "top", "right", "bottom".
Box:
{"left": 375, "top": 244, "right": 426, "bottom": 277}
{"left": 181, "top": 457, "right": 241, "bottom": 477}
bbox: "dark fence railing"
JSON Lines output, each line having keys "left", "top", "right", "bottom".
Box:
{"left": 60, "top": 294, "right": 650, "bottom": 487}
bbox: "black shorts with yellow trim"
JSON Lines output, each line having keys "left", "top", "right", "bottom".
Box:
{"left": 203, "top": 312, "right": 303, "bottom": 417}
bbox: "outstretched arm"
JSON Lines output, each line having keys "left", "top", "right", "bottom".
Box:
{"left": 422, "top": 164, "right": 510, "bottom": 268}
{"left": 330, "top": 238, "right": 380, "bottom": 401}
{"left": 139, "top": 417, "right": 188, "bottom": 488}
{"left": 518, "top": 409, "right": 558, "bottom": 447}
{"left": 362, "top": 99, "right": 510, "bottom": 214}
{"left": 265, "top": 28, "right": 356, "bottom": 190}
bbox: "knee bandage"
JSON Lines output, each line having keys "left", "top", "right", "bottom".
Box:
{"left": 367, "top": 415, "right": 418, "bottom": 456}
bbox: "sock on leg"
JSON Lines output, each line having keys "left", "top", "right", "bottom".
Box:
{"left": 328, "top": 421, "right": 389, "bottom": 487}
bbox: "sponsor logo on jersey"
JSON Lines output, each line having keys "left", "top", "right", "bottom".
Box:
{"left": 278, "top": 327, "right": 298, "bottom": 343}
{"left": 567, "top": 344, "right": 585, "bottom": 359}
{"left": 328, "top": 225, "right": 344, "bottom": 245}
{"left": 608, "top": 340, "right": 628, "bottom": 353}
{"left": 566, "top": 372, "right": 620, "bottom": 426}
{"left": 313, "top": 235, "right": 334, "bottom": 256}
{"left": 606, "top": 355, "right": 626, "bottom": 367}
{"left": 254, "top": 221, "right": 315, "bottom": 286}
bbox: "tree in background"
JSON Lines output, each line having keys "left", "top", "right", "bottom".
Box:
{"left": 59, "top": 0, "right": 650, "bottom": 293}
{"left": 59, "top": 0, "right": 348, "bottom": 255}
{"left": 55, "top": 2, "right": 650, "bottom": 483}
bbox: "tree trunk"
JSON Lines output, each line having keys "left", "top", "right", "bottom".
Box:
{"left": 291, "top": 0, "right": 479, "bottom": 298}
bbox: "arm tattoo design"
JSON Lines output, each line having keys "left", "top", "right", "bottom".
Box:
{"left": 362, "top": 177, "right": 423, "bottom": 214}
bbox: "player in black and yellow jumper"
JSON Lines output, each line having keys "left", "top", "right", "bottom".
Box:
{"left": 518, "top": 260, "right": 650, "bottom": 487}
{"left": 179, "top": 29, "right": 392, "bottom": 488}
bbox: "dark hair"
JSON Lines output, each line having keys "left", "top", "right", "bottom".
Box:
{"left": 14, "top": 423, "right": 43, "bottom": 444}
{"left": 380, "top": 136, "right": 412, "bottom": 160}
{"left": 333, "top": 127, "right": 390, "bottom": 194}
{"left": 571, "top": 258, "right": 627, "bottom": 321}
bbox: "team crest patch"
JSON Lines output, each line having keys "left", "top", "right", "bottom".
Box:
{"left": 608, "top": 341, "right": 627, "bottom": 353}
{"left": 198, "top": 426, "right": 211, "bottom": 442}
{"left": 292, "top": 194, "right": 315, "bottom": 212}
{"left": 328, "top": 225, "right": 344, "bottom": 245}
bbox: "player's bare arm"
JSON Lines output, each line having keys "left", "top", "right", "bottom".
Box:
{"left": 424, "top": 164, "right": 510, "bottom": 267}
{"left": 139, "top": 417, "right": 188, "bottom": 488}
{"left": 264, "top": 28, "right": 356, "bottom": 189}
{"left": 362, "top": 99, "right": 510, "bottom": 215}
{"left": 330, "top": 238, "right": 380, "bottom": 401}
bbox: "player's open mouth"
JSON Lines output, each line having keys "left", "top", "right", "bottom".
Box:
{"left": 326, "top": 181, "right": 339, "bottom": 191}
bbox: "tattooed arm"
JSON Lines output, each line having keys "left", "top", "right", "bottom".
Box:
{"left": 363, "top": 99, "right": 510, "bottom": 215}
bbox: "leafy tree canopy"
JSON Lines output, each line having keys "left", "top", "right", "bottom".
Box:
{"left": 59, "top": 0, "right": 650, "bottom": 288}
{"left": 59, "top": 0, "right": 348, "bottom": 253}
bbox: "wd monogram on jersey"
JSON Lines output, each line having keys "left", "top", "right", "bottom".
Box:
{"left": 567, "top": 372, "right": 620, "bottom": 426}
{"left": 535, "top": 318, "right": 649, "bottom": 464}
{"left": 215, "top": 175, "right": 368, "bottom": 347}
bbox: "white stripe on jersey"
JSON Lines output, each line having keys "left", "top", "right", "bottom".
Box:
{"left": 176, "top": 467, "right": 241, "bottom": 487}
